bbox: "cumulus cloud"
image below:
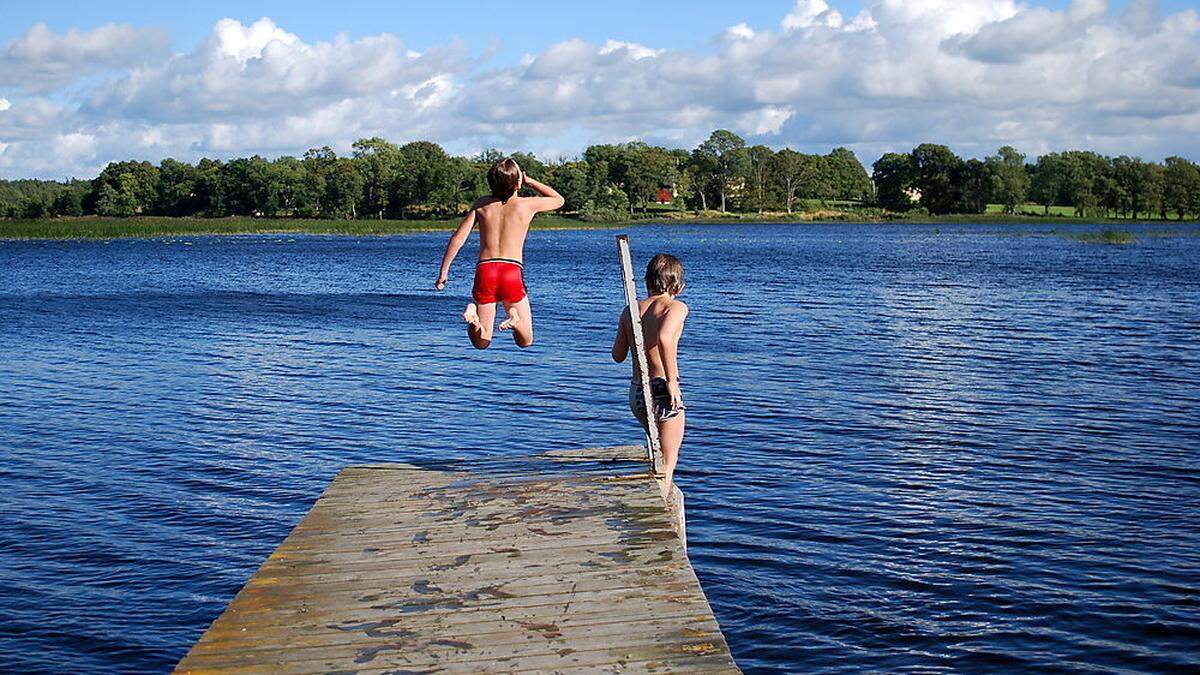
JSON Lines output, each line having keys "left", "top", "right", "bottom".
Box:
{"left": 0, "top": 22, "right": 169, "bottom": 93}
{"left": 2, "top": 3, "right": 1200, "bottom": 179}
{"left": 85, "top": 17, "right": 470, "bottom": 125}
{"left": 598, "top": 40, "right": 662, "bottom": 60}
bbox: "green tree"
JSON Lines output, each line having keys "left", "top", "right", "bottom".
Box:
{"left": 95, "top": 174, "right": 140, "bottom": 216}
{"left": 546, "top": 160, "right": 598, "bottom": 213}
{"left": 393, "top": 141, "right": 452, "bottom": 216}
{"left": 872, "top": 152, "right": 915, "bottom": 212}
{"left": 326, "top": 158, "right": 364, "bottom": 219}
{"left": 770, "top": 149, "right": 805, "bottom": 214}
{"left": 156, "top": 158, "right": 200, "bottom": 216}
{"left": 20, "top": 196, "right": 50, "bottom": 219}
{"left": 746, "top": 145, "right": 775, "bottom": 213}
{"left": 51, "top": 187, "right": 85, "bottom": 217}
{"left": 626, "top": 144, "right": 678, "bottom": 213}
{"left": 270, "top": 156, "right": 318, "bottom": 217}
{"left": 218, "top": 156, "right": 276, "bottom": 216}
{"left": 696, "top": 130, "right": 748, "bottom": 212}
{"left": 909, "top": 144, "right": 964, "bottom": 214}
{"left": 825, "top": 147, "right": 873, "bottom": 201}
{"left": 91, "top": 160, "right": 159, "bottom": 216}
{"left": 958, "top": 159, "right": 991, "bottom": 214}
{"left": 194, "top": 158, "right": 224, "bottom": 215}
{"left": 1112, "top": 156, "right": 1164, "bottom": 220}
{"left": 581, "top": 185, "right": 630, "bottom": 222}
{"left": 986, "top": 146, "right": 1029, "bottom": 214}
{"left": 1031, "top": 153, "right": 1067, "bottom": 215}
{"left": 1163, "top": 157, "right": 1200, "bottom": 219}
{"left": 685, "top": 149, "right": 718, "bottom": 211}
{"left": 352, "top": 137, "right": 399, "bottom": 219}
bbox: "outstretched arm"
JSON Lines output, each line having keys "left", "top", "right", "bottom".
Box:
{"left": 611, "top": 309, "right": 630, "bottom": 362}
{"left": 435, "top": 207, "right": 476, "bottom": 290}
{"left": 522, "top": 175, "right": 565, "bottom": 213}
{"left": 659, "top": 304, "right": 689, "bottom": 407}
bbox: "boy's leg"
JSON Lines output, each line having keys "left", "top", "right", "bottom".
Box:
{"left": 464, "top": 302, "right": 496, "bottom": 349}
{"left": 657, "top": 412, "right": 685, "bottom": 494}
{"left": 499, "top": 296, "right": 534, "bottom": 348}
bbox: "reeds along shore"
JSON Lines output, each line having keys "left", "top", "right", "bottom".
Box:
{"left": 1, "top": 212, "right": 1192, "bottom": 242}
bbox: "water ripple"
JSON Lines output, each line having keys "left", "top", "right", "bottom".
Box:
{"left": 1, "top": 224, "right": 1198, "bottom": 673}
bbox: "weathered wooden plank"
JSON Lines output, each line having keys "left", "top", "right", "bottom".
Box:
{"left": 242, "top": 540, "right": 686, "bottom": 588}
{"left": 182, "top": 613, "right": 725, "bottom": 666}
{"left": 617, "top": 234, "right": 663, "bottom": 473}
{"left": 541, "top": 445, "right": 647, "bottom": 462}
{"left": 225, "top": 560, "right": 699, "bottom": 613}
{"left": 191, "top": 607, "right": 721, "bottom": 654}
{"left": 175, "top": 465, "right": 739, "bottom": 673}
{"left": 201, "top": 581, "right": 708, "bottom": 637}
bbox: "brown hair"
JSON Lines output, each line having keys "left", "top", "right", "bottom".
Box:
{"left": 645, "top": 253, "right": 684, "bottom": 296}
{"left": 487, "top": 158, "right": 522, "bottom": 202}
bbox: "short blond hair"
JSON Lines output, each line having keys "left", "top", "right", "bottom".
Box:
{"left": 645, "top": 254, "right": 684, "bottom": 295}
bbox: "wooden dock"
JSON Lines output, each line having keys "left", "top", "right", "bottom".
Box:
{"left": 175, "top": 459, "right": 739, "bottom": 673}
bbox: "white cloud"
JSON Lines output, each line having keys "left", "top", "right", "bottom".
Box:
{"left": 740, "top": 106, "right": 795, "bottom": 135}
{"left": 0, "top": 22, "right": 169, "bottom": 93}
{"left": 598, "top": 40, "right": 662, "bottom": 60}
{"left": 84, "top": 17, "right": 470, "bottom": 126}
{"left": 724, "top": 23, "right": 757, "bottom": 41}
{"left": 0, "top": 98, "right": 10, "bottom": 112}
{"left": 782, "top": 0, "right": 845, "bottom": 31}
{"left": 211, "top": 17, "right": 299, "bottom": 62}
{"left": 2, "top": 4, "right": 1200, "bottom": 179}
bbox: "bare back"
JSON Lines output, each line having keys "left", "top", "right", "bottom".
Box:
{"left": 625, "top": 296, "right": 688, "bottom": 381}
{"left": 473, "top": 197, "right": 536, "bottom": 262}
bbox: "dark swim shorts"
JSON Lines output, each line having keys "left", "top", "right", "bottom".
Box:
{"left": 629, "top": 377, "right": 685, "bottom": 423}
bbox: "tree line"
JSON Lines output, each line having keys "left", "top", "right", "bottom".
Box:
{"left": 2, "top": 130, "right": 1198, "bottom": 221}
{"left": 874, "top": 144, "right": 1200, "bottom": 220}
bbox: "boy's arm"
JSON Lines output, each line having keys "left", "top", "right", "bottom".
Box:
{"left": 522, "top": 175, "right": 565, "bottom": 213}
{"left": 660, "top": 303, "right": 689, "bottom": 408}
{"left": 435, "top": 206, "right": 477, "bottom": 289}
{"left": 611, "top": 309, "right": 630, "bottom": 362}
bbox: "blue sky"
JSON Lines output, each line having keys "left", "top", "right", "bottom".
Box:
{"left": 2, "top": 0, "right": 1198, "bottom": 178}
{"left": 4, "top": 0, "right": 1194, "bottom": 63}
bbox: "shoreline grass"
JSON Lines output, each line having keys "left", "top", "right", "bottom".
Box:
{"left": 1, "top": 211, "right": 1196, "bottom": 241}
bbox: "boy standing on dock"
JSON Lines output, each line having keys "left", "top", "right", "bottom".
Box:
{"left": 435, "top": 158, "right": 564, "bottom": 349}
{"left": 612, "top": 254, "right": 689, "bottom": 494}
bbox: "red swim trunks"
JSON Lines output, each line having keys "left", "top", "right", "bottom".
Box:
{"left": 472, "top": 258, "right": 527, "bottom": 305}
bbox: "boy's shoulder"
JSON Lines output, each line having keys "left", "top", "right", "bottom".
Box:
{"left": 666, "top": 298, "right": 689, "bottom": 317}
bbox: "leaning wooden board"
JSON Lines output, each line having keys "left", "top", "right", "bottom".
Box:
{"left": 175, "top": 465, "right": 740, "bottom": 673}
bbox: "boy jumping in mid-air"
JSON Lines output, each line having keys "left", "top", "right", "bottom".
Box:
{"left": 612, "top": 254, "right": 689, "bottom": 494}
{"left": 435, "top": 158, "right": 564, "bottom": 349}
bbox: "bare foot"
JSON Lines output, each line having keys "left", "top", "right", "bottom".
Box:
{"left": 462, "top": 303, "right": 481, "bottom": 327}
{"left": 498, "top": 305, "right": 519, "bottom": 332}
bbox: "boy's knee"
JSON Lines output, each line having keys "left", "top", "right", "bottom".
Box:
{"left": 516, "top": 337, "right": 534, "bottom": 348}
{"left": 472, "top": 338, "right": 492, "bottom": 350}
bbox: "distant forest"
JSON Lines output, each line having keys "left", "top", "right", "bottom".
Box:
{"left": 2, "top": 129, "right": 1199, "bottom": 221}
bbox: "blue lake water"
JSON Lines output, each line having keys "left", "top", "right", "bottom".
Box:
{"left": 1, "top": 222, "right": 1198, "bottom": 673}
